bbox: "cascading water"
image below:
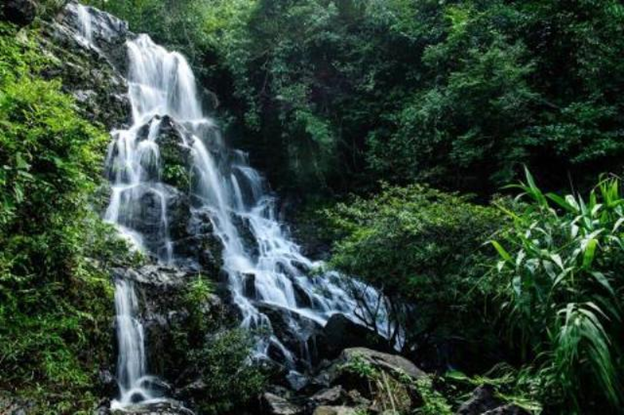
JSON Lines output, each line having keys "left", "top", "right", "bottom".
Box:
{"left": 75, "top": 3, "right": 93, "bottom": 44}
{"left": 113, "top": 280, "right": 161, "bottom": 407}
{"left": 69, "top": 7, "right": 396, "bottom": 408}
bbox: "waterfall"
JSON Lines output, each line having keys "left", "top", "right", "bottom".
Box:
{"left": 74, "top": 3, "right": 93, "bottom": 45}
{"left": 112, "top": 280, "right": 162, "bottom": 408}
{"left": 99, "top": 27, "right": 393, "bottom": 409}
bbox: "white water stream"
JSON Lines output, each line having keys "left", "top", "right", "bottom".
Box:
{"left": 68, "top": 4, "right": 394, "bottom": 409}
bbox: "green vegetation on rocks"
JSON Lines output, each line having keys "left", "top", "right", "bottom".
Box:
{"left": 0, "top": 22, "right": 132, "bottom": 412}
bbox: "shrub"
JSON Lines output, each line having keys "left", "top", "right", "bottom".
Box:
{"left": 0, "top": 23, "right": 126, "bottom": 412}
{"left": 492, "top": 169, "right": 624, "bottom": 411}
{"left": 190, "top": 329, "right": 266, "bottom": 415}
{"left": 325, "top": 184, "right": 504, "bottom": 370}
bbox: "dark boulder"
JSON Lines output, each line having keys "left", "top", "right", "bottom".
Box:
{"left": 108, "top": 399, "right": 193, "bottom": 415}
{"left": 484, "top": 405, "right": 531, "bottom": 415}
{"left": 97, "top": 368, "right": 118, "bottom": 398}
{"left": 2, "top": 0, "right": 36, "bottom": 27}
{"left": 312, "top": 407, "right": 359, "bottom": 415}
{"left": 256, "top": 303, "right": 322, "bottom": 366}
{"left": 292, "top": 283, "right": 313, "bottom": 308}
{"left": 314, "top": 347, "right": 426, "bottom": 392}
{"left": 316, "top": 313, "right": 392, "bottom": 360}
{"left": 173, "top": 207, "right": 223, "bottom": 273}
{"left": 456, "top": 385, "right": 500, "bottom": 415}
{"left": 260, "top": 392, "right": 304, "bottom": 415}
{"left": 243, "top": 273, "right": 258, "bottom": 299}
{"left": 113, "top": 183, "right": 191, "bottom": 258}
{"left": 456, "top": 385, "right": 530, "bottom": 415}
{"left": 308, "top": 386, "right": 348, "bottom": 407}
{"left": 0, "top": 393, "right": 35, "bottom": 415}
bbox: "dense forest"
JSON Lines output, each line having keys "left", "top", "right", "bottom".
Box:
{"left": 1, "top": 0, "right": 624, "bottom": 414}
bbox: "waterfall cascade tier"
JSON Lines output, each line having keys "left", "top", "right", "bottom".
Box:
{"left": 64, "top": 2, "right": 395, "bottom": 409}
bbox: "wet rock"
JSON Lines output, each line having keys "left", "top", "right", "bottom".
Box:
{"left": 293, "top": 283, "right": 313, "bottom": 308}
{"left": 1, "top": 0, "right": 36, "bottom": 27}
{"left": 316, "top": 314, "right": 392, "bottom": 360}
{"left": 112, "top": 183, "right": 191, "bottom": 257}
{"left": 456, "top": 386, "right": 531, "bottom": 415}
{"left": 166, "top": 187, "right": 193, "bottom": 240}
{"left": 484, "top": 405, "right": 531, "bottom": 415}
{"left": 261, "top": 392, "right": 303, "bottom": 415}
{"left": 231, "top": 214, "right": 260, "bottom": 257}
{"left": 315, "top": 347, "right": 426, "bottom": 390}
{"left": 98, "top": 368, "right": 118, "bottom": 397}
{"left": 0, "top": 393, "right": 35, "bottom": 415}
{"left": 312, "top": 406, "right": 358, "bottom": 415}
{"left": 285, "top": 371, "right": 311, "bottom": 392}
{"left": 243, "top": 273, "right": 257, "bottom": 299}
{"left": 256, "top": 303, "right": 322, "bottom": 365}
{"left": 174, "top": 207, "right": 223, "bottom": 273}
{"left": 456, "top": 385, "right": 502, "bottom": 415}
{"left": 110, "top": 399, "right": 193, "bottom": 415}
{"left": 37, "top": 7, "right": 132, "bottom": 129}
{"left": 95, "top": 399, "right": 112, "bottom": 415}
{"left": 151, "top": 116, "right": 193, "bottom": 173}
{"left": 308, "top": 386, "right": 347, "bottom": 407}
{"left": 62, "top": 1, "right": 130, "bottom": 71}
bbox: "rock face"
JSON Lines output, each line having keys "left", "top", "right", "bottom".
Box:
{"left": 1, "top": 0, "right": 37, "bottom": 26}
{"left": 37, "top": 1, "right": 131, "bottom": 129}
{"left": 107, "top": 399, "right": 194, "bottom": 415}
{"left": 262, "top": 348, "right": 426, "bottom": 415}
{"left": 261, "top": 392, "right": 304, "bottom": 415}
{"left": 316, "top": 313, "right": 392, "bottom": 360}
{"left": 112, "top": 265, "right": 226, "bottom": 386}
{"left": 0, "top": 394, "right": 34, "bottom": 415}
{"left": 314, "top": 347, "right": 426, "bottom": 392}
{"left": 456, "top": 385, "right": 530, "bottom": 415}
{"left": 256, "top": 303, "right": 322, "bottom": 367}
{"left": 312, "top": 406, "right": 358, "bottom": 415}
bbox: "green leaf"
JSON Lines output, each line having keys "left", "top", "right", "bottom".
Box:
{"left": 547, "top": 193, "right": 576, "bottom": 212}
{"left": 491, "top": 240, "right": 512, "bottom": 262}
{"left": 582, "top": 238, "right": 598, "bottom": 269}
{"left": 590, "top": 272, "right": 615, "bottom": 297}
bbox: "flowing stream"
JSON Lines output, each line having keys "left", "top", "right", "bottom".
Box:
{"left": 69, "top": 4, "right": 393, "bottom": 409}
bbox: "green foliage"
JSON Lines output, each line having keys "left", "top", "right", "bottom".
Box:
{"left": 185, "top": 274, "right": 215, "bottom": 304}
{"left": 85, "top": 0, "right": 211, "bottom": 63}
{"left": 444, "top": 365, "right": 543, "bottom": 414}
{"left": 413, "top": 377, "right": 452, "bottom": 415}
{"left": 0, "top": 23, "right": 126, "bottom": 412}
{"left": 190, "top": 329, "right": 266, "bottom": 415}
{"left": 340, "top": 355, "right": 415, "bottom": 414}
{"left": 162, "top": 164, "right": 190, "bottom": 190}
{"left": 325, "top": 184, "right": 503, "bottom": 365}
{"left": 492, "top": 170, "right": 624, "bottom": 411}
{"left": 97, "top": 0, "right": 624, "bottom": 195}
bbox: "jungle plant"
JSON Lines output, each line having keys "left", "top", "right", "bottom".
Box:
{"left": 492, "top": 169, "right": 624, "bottom": 411}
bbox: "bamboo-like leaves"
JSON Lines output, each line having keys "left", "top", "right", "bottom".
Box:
{"left": 493, "top": 171, "right": 624, "bottom": 410}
